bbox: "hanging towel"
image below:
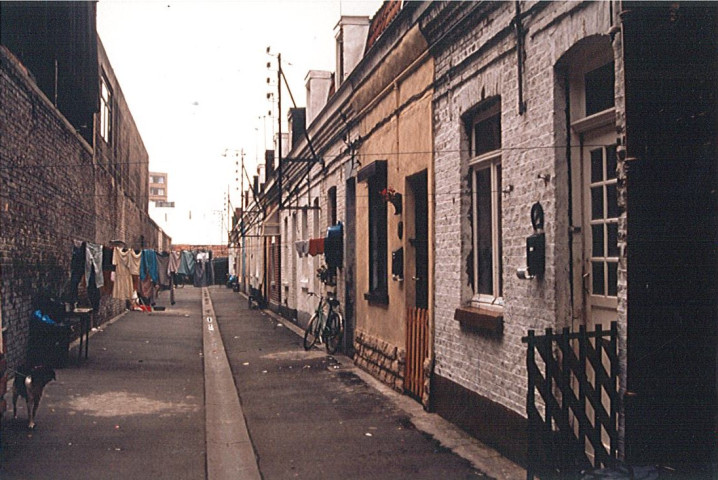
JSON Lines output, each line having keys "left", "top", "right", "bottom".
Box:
{"left": 128, "top": 249, "right": 141, "bottom": 275}
{"left": 112, "top": 247, "right": 134, "bottom": 300}
{"left": 140, "top": 249, "right": 159, "bottom": 283}
{"left": 194, "top": 261, "right": 207, "bottom": 287}
{"left": 168, "top": 250, "right": 181, "bottom": 274}
{"left": 295, "top": 240, "right": 309, "bottom": 257}
{"left": 101, "top": 246, "right": 115, "bottom": 295}
{"left": 85, "top": 242, "right": 104, "bottom": 288}
{"left": 308, "top": 237, "right": 325, "bottom": 256}
{"left": 178, "top": 250, "right": 195, "bottom": 276}
{"left": 156, "top": 252, "right": 170, "bottom": 287}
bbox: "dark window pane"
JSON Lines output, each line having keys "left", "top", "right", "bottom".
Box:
{"left": 606, "top": 144, "right": 617, "bottom": 180}
{"left": 591, "top": 187, "right": 603, "bottom": 220}
{"left": 592, "top": 224, "right": 604, "bottom": 257}
{"left": 606, "top": 183, "right": 618, "bottom": 219}
{"left": 475, "top": 168, "right": 493, "bottom": 295}
{"left": 328, "top": 187, "right": 337, "bottom": 226}
{"left": 473, "top": 114, "right": 501, "bottom": 157}
{"left": 591, "top": 148, "right": 603, "bottom": 183}
{"left": 607, "top": 223, "right": 619, "bottom": 257}
{"left": 368, "top": 172, "right": 387, "bottom": 293}
{"left": 585, "top": 63, "right": 615, "bottom": 116}
{"left": 607, "top": 262, "right": 618, "bottom": 296}
{"left": 592, "top": 262, "right": 605, "bottom": 295}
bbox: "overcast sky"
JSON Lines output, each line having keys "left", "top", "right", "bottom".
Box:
{"left": 96, "top": 0, "right": 382, "bottom": 244}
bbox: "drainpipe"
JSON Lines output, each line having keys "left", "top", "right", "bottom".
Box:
{"left": 564, "top": 73, "right": 575, "bottom": 329}
{"left": 514, "top": 1, "right": 527, "bottom": 115}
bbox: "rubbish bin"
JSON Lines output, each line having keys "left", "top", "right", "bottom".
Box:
{"left": 28, "top": 313, "right": 71, "bottom": 368}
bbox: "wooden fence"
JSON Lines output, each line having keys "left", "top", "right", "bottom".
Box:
{"left": 522, "top": 322, "right": 620, "bottom": 479}
{"left": 404, "top": 307, "right": 429, "bottom": 402}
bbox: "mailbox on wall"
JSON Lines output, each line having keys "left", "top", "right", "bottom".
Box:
{"left": 526, "top": 232, "right": 545, "bottom": 277}
{"left": 517, "top": 202, "right": 545, "bottom": 279}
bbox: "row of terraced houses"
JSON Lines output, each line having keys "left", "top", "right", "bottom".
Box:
{"left": 234, "top": 1, "right": 716, "bottom": 476}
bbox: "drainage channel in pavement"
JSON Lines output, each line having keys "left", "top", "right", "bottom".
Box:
{"left": 201, "top": 287, "right": 261, "bottom": 480}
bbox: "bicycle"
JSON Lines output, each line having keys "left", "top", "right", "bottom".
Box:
{"left": 303, "top": 291, "right": 343, "bottom": 354}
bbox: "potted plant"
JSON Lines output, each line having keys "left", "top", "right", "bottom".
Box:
{"left": 381, "top": 186, "right": 402, "bottom": 215}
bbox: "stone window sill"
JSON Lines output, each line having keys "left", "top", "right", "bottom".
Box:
{"left": 454, "top": 306, "right": 503, "bottom": 335}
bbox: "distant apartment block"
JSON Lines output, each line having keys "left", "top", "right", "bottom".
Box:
{"left": 149, "top": 172, "right": 168, "bottom": 203}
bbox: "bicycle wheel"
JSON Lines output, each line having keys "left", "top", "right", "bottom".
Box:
{"left": 303, "top": 314, "right": 321, "bottom": 350}
{"left": 324, "top": 312, "right": 343, "bottom": 354}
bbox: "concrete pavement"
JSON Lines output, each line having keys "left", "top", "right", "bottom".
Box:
{"left": 0, "top": 286, "right": 206, "bottom": 479}
{"left": 1, "top": 285, "right": 524, "bottom": 479}
{"left": 210, "top": 285, "right": 525, "bottom": 480}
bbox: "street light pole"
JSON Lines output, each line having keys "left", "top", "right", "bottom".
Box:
{"left": 277, "top": 53, "right": 282, "bottom": 210}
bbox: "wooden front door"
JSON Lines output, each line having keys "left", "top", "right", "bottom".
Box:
{"left": 404, "top": 171, "right": 430, "bottom": 403}
{"left": 572, "top": 128, "right": 618, "bottom": 329}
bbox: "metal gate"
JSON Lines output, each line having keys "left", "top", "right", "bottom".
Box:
{"left": 404, "top": 307, "right": 429, "bottom": 403}
{"left": 522, "top": 322, "right": 620, "bottom": 479}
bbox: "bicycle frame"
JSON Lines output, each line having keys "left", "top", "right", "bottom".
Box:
{"left": 303, "top": 291, "right": 342, "bottom": 352}
{"left": 313, "top": 296, "right": 327, "bottom": 333}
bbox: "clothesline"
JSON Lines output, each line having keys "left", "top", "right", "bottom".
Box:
{"left": 292, "top": 222, "right": 343, "bottom": 270}
{"left": 68, "top": 242, "right": 221, "bottom": 311}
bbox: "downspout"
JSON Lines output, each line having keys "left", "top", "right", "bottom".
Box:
{"left": 514, "top": 1, "right": 527, "bottom": 115}
{"left": 564, "top": 74, "right": 575, "bottom": 328}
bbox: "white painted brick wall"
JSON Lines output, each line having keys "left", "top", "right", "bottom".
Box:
{"left": 432, "top": 1, "right": 613, "bottom": 417}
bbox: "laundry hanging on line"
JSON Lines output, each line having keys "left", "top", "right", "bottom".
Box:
{"left": 295, "top": 240, "right": 309, "bottom": 257}
{"left": 308, "top": 237, "right": 325, "bottom": 256}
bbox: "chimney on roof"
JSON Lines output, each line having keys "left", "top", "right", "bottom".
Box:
{"left": 288, "top": 108, "right": 306, "bottom": 151}
{"left": 335, "top": 16, "right": 370, "bottom": 90}
{"left": 305, "top": 70, "right": 332, "bottom": 126}
{"left": 257, "top": 162, "right": 267, "bottom": 190}
{"left": 265, "top": 150, "right": 275, "bottom": 179}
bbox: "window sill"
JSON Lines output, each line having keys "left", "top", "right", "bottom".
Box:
{"left": 454, "top": 306, "right": 503, "bottom": 335}
{"left": 364, "top": 290, "right": 389, "bottom": 306}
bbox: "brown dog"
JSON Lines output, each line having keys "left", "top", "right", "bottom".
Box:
{"left": 13, "top": 365, "right": 56, "bottom": 429}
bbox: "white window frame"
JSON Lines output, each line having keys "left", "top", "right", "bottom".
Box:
{"left": 468, "top": 104, "right": 503, "bottom": 307}
{"left": 100, "top": 74, "right": 112, "bottom": 143}
{"left": 300, "top": 209, "right": 309, "bottom": 285}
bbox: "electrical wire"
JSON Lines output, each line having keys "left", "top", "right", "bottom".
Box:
{"left": 0, "top": 143, "right": 621, "bottom": 171}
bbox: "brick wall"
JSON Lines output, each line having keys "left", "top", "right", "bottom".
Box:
{"left": 0, "top": 45, "right": 167, "bottom": 370}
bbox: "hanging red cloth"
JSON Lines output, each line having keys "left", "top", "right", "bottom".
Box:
{"left": 308, "top": 237, "right": 325, "bottom": 256}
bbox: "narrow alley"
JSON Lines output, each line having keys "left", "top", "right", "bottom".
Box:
{"left": 0, "top": 287, "right": 522, "bottom": 480}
